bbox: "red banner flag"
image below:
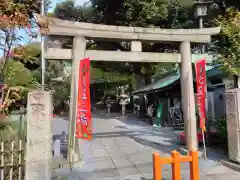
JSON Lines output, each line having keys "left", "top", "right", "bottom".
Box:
{"left": 195, "top": 59, "right": 207, "bottom": 132}
{"left": 76, "top": 58, "right": 92, "bottom": 140}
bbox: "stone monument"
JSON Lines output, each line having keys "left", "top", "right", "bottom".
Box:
{"left": 25, "top": 90, "right": 52, "bottom": 180}
{"left": 225, "top": 88, "right": 240, "bottom": 163}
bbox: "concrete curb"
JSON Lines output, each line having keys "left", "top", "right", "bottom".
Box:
{"left": 220, "top": 159, "right": 240, "bottom": 172}
{"left": 52, "top": 161, "right": 85, "bottom": 178}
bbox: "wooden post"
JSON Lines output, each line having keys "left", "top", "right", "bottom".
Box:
{"left": 18, "top": 140, "right": 22, "bottom": 180}
{"left": 171, "top": 151, "right": 181, "bottom": 180}
{"left": 1, "top": 142, "right": 4, "bottom": 180}
{"left": 9, "top": 141, "right": 14, "bottom": 179}
{"left": 153, "top": 153, "right": 161, "bottom": 180}
{"left": 190, "top": 151, "right": 200, "bottom": 180}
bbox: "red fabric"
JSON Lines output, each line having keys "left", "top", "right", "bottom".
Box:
{"left": 195, "top": 59, "right": 207, "bottom": 132}
{"left": 178, "top": 130, "right": 218, "bottom": 144}
{"left": 76, "top": 58, "right": 92, "bottom": 140}
{"left": 179, "top": 132, "right": 203, "bottom": 144}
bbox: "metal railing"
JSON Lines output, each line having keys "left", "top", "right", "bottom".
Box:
{"left": 168, "top": 107, "right": 184, "bottom": 127}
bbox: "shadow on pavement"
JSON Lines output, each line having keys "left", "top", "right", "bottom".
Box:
{"left": 92, "top": 112, "right": 227, "bottom": 162}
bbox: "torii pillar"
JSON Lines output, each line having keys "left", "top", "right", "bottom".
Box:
{"left": 180, "top": 41, "right": 197, "bottom": 150}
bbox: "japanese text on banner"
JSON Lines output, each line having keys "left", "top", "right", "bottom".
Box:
{"left": 195, "top": 59, "right": 207, "bottom": 132}
{"left": 76, "top": 58, "right": 92, "bottom": 140}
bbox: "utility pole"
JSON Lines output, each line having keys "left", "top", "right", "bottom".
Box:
{"left": 41, "top": 0, "right": 46, "bottom": 89}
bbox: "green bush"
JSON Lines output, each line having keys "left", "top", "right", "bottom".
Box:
{"left": 4, "top": 60, "right": 38, "bottom": 87}
{"left": 1, "top": 61, "right": 38, "bottom": 113}
{"left": 212, "top": 117, "right": 228, "bottom": 141}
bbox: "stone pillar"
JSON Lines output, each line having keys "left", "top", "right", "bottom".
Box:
{"left": 180, "top": 41, "right": 198, "bottom": 151}
{"left": 122, "top": 104, "right": 126, "bottom": 116}
{"left": 107, "top": 104, "right": 111, "bottom": 114}
{"left": 131, "top": 41, "right": 144, "bottom": 89}
{"left": 225, "top": 89, "right": 240, "bottom": 163}
{"left": 54, "top": 139, "right": 61, "bottom": 157}
{"left": 25, "top": 90, "right": 52, "bottom": 180}
{"left": 131, "top": 41, "right": 145, "bottom": 117}
{"left": 131, "top": 41, "right": 142, "bottom": 52}
{"left": 131, "top": 41, "right": 143, "bottom": 89}
{"left": 68, "top": 36, "right": 86, "bottom": 163}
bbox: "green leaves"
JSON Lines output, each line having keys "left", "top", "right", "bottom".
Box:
{"left": 13, "top": 42, "right": 40, "bottom": 65}
{"left": 0, "top": 60, "right": 38, "bottom": 114}
{"left": 214, "top": 8, "right": 240, "bottom": 77}
{"left": 52, "top": 0, "right": 193, "bottom": 85}
{"left": 122, "top": 0, "right": 168, "bottom": 27}
{"left": 3, "top": 60, "right": 37, "bottom": 87}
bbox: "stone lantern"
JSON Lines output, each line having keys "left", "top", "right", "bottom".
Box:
{"left": 193, "top": 0, "right": 213, "bottom": 53}
{"left": 119, "top": 86, "right": 130, "bottom": 116}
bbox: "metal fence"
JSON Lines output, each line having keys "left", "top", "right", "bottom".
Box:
{"left": 0, "top": 140, "right": 24, "bottom": 180}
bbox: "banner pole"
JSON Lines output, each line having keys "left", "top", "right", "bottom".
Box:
{"left": 202, "top": 129, "right": 207, "bottom": 159}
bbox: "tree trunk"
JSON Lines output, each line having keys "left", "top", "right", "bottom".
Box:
{"left": 133, "top": 73, "right": 144, "bottom": 117}
{"left": 144, "top": 73, "right": 152, "bottom": 85}
{"left": 133, "top": 73, "right": 145, "bottom": 90}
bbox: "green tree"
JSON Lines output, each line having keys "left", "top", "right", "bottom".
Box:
{"left": 52, "top": 0, "right": 194, "bottom": 88}
{"left": 214, "top": 8, "right": 240, "bottom": 87}
{"left": 0, "top": 0, "right": 43, "bottom": 112}
{"left": 1, "top": 60, "right": 38, "bottom": 115}
{"left": 0, "top": 0, "right": 51, "bottom": 72}
{"left": 12, "top": 42, "right": 40, "bottom": 70}
{"left": 4, "top": 61, "right": 37, "bottom": 87}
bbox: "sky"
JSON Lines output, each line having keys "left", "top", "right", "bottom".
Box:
{"left": 50, "top": 0, "right": 87, "bottom": 12}
{"left": 1, "top": 0, "right": 87, "bottom": 56}
{"left": 21, "top": 0, "right": 87, "bottom": 44}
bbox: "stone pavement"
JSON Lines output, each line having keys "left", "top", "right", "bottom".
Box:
{"left": 53, "top": 113, "right": 240, "bottom": 180}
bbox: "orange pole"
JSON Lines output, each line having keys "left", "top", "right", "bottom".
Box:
{"left": 171, "top": 151, "right": 181, "bottom": 180}
{"left": 190, "top": 151, "right": 200, "bottom": 180}
{"left": 153, "top": 150, "right": 200, "bottom": 180}
{"left": 153, "top": 153, "right": 161, "bottom": 180}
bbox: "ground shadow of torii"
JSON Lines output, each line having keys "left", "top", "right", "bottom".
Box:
{"left": 93, "top": 126, "right": 181, "bottom": 156}
{"left": 91, "top": 112, "right": 227, "bottom": 162}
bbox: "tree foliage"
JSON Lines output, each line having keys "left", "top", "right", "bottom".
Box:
{"left": 52, "top": 0, "right": 194, "bottom": 87}
{"left": 1, "top": 60, "right": 38, "bottom": 114}
{"left": 0, "top": 0, "right": 47, "bottom": 113}
{"left": 4, "top": 61, "right": 37, "bottom": 87}
{"left": 0, "top": 0, "right": 51, "bottom": 74}
{"left": 214, "top": 8, "right": 240, "bottom": 77}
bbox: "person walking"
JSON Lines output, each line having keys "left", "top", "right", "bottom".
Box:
{"left": 153, "top": 102, "right": 163, "bottom": 128}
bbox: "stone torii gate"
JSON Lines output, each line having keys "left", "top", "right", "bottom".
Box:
{"left": 36, "top": 15, "right": 220, "bottom": 163}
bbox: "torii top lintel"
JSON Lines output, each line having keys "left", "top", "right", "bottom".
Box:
{"left": 36, "top": 14, "right": 220, "bottom": 43}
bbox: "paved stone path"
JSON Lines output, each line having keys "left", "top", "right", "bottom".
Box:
{"left": 54, "top": 113, "right": 240, "bottom": 180}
